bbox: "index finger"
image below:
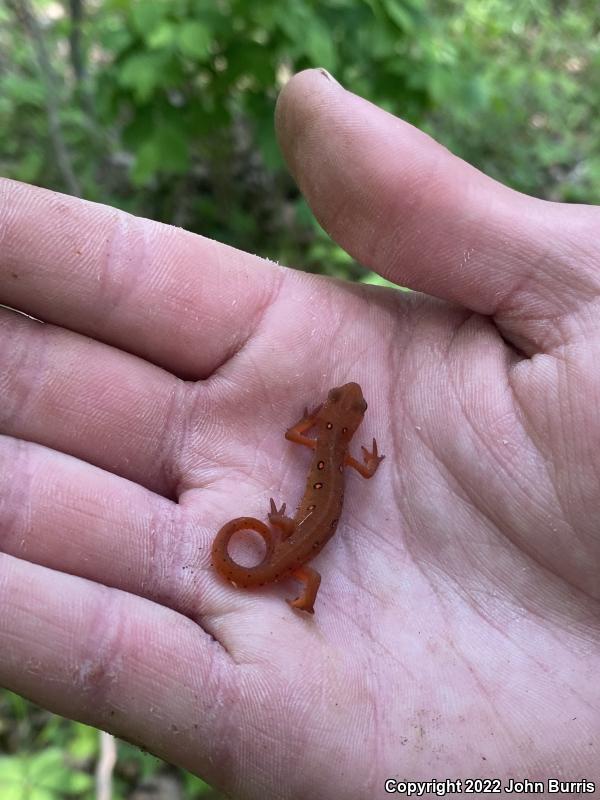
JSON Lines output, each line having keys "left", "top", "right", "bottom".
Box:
{"left": 0, "top": 179, "right": 278, "bottom": 377}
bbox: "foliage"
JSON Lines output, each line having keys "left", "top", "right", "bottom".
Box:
{"left": 0, "top": 692, "right": 93, "bottom": 800}
{"left": 0, "top": 748, "right": 92, "bottom": 800}
{"left": 425, "top": 0, "right": 600, "bottom": 203}
{"left": 0, "top": 689, "right": 217, "bottom": 798}
{"left": 0, "top": 0, "right": 597, "bottom": 280}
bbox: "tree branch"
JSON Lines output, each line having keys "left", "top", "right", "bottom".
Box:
{"left": 7, "top": 0, "right": 82, "bottom": 196}
{"left": 68, "top": 0, "right": 85, "bottom": 83}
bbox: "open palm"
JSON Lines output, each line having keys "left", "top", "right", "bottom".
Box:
{"left": 1, "top": 70, "right": 599, "bottom": 799}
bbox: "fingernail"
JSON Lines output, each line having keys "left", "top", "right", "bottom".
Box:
{"left": 318, "top": 68, "right": 341, "bottom": 86}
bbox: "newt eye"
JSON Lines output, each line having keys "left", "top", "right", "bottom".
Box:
{"left": 353, "top": 399, "right": 367, "bottom": 413}
{"left": 328, "top": 387, "right": 343, "bottom": 402}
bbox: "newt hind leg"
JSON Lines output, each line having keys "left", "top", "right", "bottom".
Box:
{"left": 268, "top": 498, "right": 295, "bottom": 538}
{"left": 288, "top": 565, "right": 321, "bottom": 614}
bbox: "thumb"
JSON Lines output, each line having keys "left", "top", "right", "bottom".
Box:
{"left": 275, "top": 69, "right": 600, "bottom": 356}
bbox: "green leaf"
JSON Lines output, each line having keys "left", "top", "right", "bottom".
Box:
{"left": 366, "top": 0, "right": 422, "bottom": 32}
{"left": 380, "top": 0, "right": 418, "bottom": 31}
{"left": 3, "top": 691, "right": 29, "bottom": 719}
{"left": 0, "top": 755, "right": 23, "bottom": 780}
{"left": 0, "top": 749, "right": 92, "bottom": 800}
{"left": 67, "top": 723, "right": 99, "bottom": 761}
{"left": 132, "top": 124, "right": 189, "bottom": 184}
{"left": 23, "top": 748, "right": 72, "bottom": 790}
{"left": 118, "top": 51, "right": 170, "bottom": 102}
{"left": 122, "top": 106, "right": 155, "bottom": 149}
{"left": 147, "top": 22, "right": 177, "bottom": 49}
{"left": 227, "top": 42, "right": 274, "bottom": 86}
{"left": 11, "top": 150, "right": 43, "bottom": 183}
{"left": 2, "top": 75, "right": 45, "bottom": 107}
{"left": 131, "top": 2, "right": 168, "bottom": 38}
{"left": 177, "top": 21, "right": 212, "bottom": 59}
{"left": 65, "top": 770, "right": 93, "bottom": 793}
{"left": 303, "top": 19, "right": 337, "bottom": 71}
{"left": 275, "top": 7, "right": 337, "bottom": 71}
{"left": 183, "top": 771, "right": 215, "bottom": 795}
{"left": 361, "top": 272, "right": 409, "bottom": 290}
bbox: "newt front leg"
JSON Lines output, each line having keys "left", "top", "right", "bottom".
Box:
{"left": 345, "top": 437, "right": 385, "bottom": 478}
{"left": 284, "top": 403, "right": 323, "bottom": 449}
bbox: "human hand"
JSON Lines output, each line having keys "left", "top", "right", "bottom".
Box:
{"left": 1, "top": 69, "right": 599, "bottom": 798}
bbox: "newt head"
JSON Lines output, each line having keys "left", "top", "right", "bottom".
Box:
{"left": 318, "top": 381, "right": 368, "bottom": 439}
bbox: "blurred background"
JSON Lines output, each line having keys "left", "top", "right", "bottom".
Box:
{"left": 0, "top": 0, "right": 598, "bottom": 797}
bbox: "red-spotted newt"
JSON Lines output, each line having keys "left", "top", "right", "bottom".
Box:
{"left": 211, "top": 382, "right": 384, "bottom": 613}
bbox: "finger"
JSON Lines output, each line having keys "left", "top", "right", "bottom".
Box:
{"left": 276, "top": 70, "right": 600, "bottom": 354}
{"left": 0, "top": 552, "right": 231, "bottom": 786}
{"left": 1, "top": 431, "right": 306, "bottom": 631}
{"left": 0, "top": 306, "right": 182, "bottom": 496}
{"left": 0, "top": 435, "right": 207, "bottom": 612}
{"left": 0, "top": 178, "right": 279, "bottom": 378}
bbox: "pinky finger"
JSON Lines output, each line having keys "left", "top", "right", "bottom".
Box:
{"left": 0, "top": 553, "right": 230, "bottom": 779}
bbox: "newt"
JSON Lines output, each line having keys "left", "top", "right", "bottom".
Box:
{"left": 211, "top": 382, "right": 384, "bottom": 613}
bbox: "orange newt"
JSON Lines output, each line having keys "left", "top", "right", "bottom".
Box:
{"left": 211, "top": 382, "right": 384, "bottom": 613}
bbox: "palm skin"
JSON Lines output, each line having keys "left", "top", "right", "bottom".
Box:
{"left": 1, "top": 69, "right": 599, "bottom": 800}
